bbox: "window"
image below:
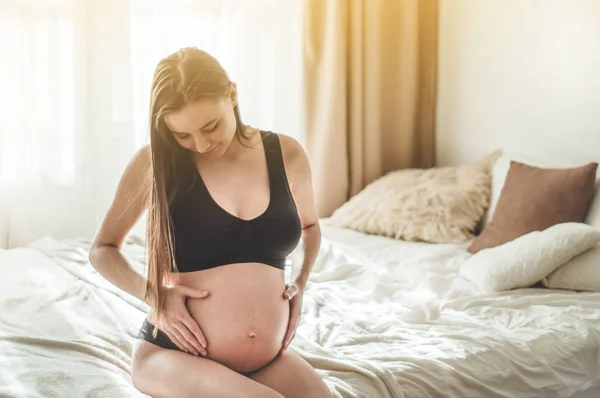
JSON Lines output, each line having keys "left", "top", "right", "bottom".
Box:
{"left": 0, "top": 0, "right": 304, "bottom": 247}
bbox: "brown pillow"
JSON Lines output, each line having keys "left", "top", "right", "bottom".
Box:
{"left": 468, "top": 161, "right": 598, "bottom": 253}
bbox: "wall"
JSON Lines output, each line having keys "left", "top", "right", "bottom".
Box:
{"left": 436, "top": 0, "right": 600, "bottom": 167}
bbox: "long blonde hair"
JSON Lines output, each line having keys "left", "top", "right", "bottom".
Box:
{"left": 144, "top": 47, "right": 249, "bottom": 326}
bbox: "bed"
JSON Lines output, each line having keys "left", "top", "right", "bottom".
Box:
{"left": 1, "top": 222, "right": 600, "bottom": 398}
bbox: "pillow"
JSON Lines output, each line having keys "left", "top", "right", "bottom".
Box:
{"left": 468, "top": 160, "right": 598, "bottom": 253}
{"left": 481, "top": 155, "right": 515, "bottom": 229}
{"left": 327, "top": 151, "right": 501, "bottom": 243}
{"left": 543, "top": 245, "right": 600, "bottom": 291}
{"left": 483, "top": 154, "right": 600, "bottom": 229}
{"left": 460, "top": 223, "right": 600, "bottom": 293}
{"left": 585, "top": 178, "right": 600, "bottom": 228}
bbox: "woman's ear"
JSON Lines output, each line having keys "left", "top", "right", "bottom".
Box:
{"left": 229, "top": 82, "right": 238, "bottom": 107}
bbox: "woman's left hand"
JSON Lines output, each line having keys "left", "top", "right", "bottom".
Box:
{"left": 280, "top": 282, "right": 304, "bottom": 354}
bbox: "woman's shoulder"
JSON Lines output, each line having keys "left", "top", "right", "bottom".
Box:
{"left": 249, "top": 126, "right": 308, "bottom": 171}
{"left": 266, "top": 132, "right": 310, "bottom": 180}
{"left": 129, "top": 144, "right": 152, "bottom": 174}
{"left": 118, "top": 145, "right": 152, "bottom": 196}
{"left": 266, "top": 132, "right": 304, "bottom": 162}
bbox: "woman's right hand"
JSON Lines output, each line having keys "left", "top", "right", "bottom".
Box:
{"left": 157, "top": 285, "right": 210, "bottom": 356}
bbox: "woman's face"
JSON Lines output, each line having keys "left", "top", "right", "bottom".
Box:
{"left": 163, "top": 88, "right": 237, "bottom": 158}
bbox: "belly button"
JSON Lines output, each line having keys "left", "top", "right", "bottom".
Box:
{"left": 248, "top": 332, "right": 257, "bottom": 339}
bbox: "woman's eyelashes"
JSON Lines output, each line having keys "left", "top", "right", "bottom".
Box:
{"left": 172, "top": 122, "right": 218, "bottom": 139}
{"left": 205, "top": 122, "right": 219, "bottom": 133}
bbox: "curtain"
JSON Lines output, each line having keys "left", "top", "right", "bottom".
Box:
{"left": 303, "top": 0, "right": 438, "bottom": 217}
{"left": 0, "top": 0, "right": 303, "bottom": 248}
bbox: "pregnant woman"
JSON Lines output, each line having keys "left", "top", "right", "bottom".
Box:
{"left": 89, "top": 47, "right": 331, "bottom": 398}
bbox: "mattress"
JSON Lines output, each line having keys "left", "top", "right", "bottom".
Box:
{"left": 1, "top": 223, "right": 600, "bottom": 397}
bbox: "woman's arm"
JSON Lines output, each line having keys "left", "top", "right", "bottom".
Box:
{"left": 295, "top": 223, "right": 321, "bottom": 290}
{"left": 89, "top": 145, "right": 152, "bottom": 306}
{"left": 280, "top": 134, "right": 321, "bottom": 288}
{"left": 89, "top": 145, "right": 209, "bottom": 355}
{"left": 279, "top": 134, "right": 321, "bottom": 352}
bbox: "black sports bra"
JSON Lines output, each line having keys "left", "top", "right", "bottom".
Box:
{"left": 169, "top": 131, "right": 302, "bottom": 273}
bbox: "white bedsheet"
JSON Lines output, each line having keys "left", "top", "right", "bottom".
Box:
{"left": 0, "top": 237, "right": 149, "bottom": 398}
{"left": 1, "top": 224, "right": 600, "bottom": 397}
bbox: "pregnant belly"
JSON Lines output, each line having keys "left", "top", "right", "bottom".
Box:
{"left": 176, "top": 263, "right": 289, "bottom": 373}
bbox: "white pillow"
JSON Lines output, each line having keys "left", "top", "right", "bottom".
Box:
{"left": 483, "top": 154, "right": 600, "bottom": 229}
{"left": 460, "top": 223, "right": 600, "bottom": 293}
{"left": 543, "top": 245, "right": 600, "bottom": 291}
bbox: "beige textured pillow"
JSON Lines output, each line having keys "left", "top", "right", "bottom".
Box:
{"left": 328, "top": 151, "right": 501, "bottom": 243}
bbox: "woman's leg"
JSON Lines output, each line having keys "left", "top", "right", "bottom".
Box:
{"left": 247, "top": 349, "right": 332, "bottom": 398}
{"left": 131, "top": 340, "right": 284, "bottom": 398}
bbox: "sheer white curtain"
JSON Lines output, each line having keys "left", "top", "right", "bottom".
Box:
{"left": 0, "top": 0, "right": 304, "bottom": 248}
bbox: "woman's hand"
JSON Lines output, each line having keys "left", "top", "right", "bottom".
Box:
{"left": 156, "top": 285, "right": 210, "bottom": 356}
{"left": 280, "top": 282, "right": 304, "bottom": 355}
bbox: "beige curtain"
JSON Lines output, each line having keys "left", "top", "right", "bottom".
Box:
{"left": 304, "top": 0, "right": 438, "bottom": 217}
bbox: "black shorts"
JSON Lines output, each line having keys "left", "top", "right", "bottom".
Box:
{"left": 137, "top": 319, "right": 182, "bottom": 351}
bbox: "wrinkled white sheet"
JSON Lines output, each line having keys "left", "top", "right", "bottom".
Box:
{"left": 0, "top": 236, "right": 149, "bottom": 398}
{"left": 297, "top": 224, "right": 600, "bottom": 398}
{"left": 1, "top": 224, "right": 600, "bottom": 397}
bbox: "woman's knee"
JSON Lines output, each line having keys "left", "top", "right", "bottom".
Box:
{"left": 288, "top": 382, "right": 331, "bottom": 398}
{"left": 130, "top": 354, "right": 147, "bottom": 391}
{"left": 251, "top": 390, "right": 285, "bottom": 398}
{"left": 130, "top": 365, "right": 145, "bottom": 393}
{"left": 130, "top": 340, "right": 160, "bottom": 393}
{"left": 249, "top": 350, "right": 331, "bottom": 398}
